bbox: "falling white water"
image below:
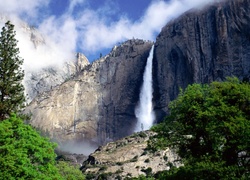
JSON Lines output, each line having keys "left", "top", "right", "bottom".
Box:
{"left": 134, "top": 45, "right": 155, "bottom": 132}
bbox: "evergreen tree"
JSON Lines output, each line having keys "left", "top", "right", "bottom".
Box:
{"left": 0, "top": 21, "right": 25, "bottom": 120}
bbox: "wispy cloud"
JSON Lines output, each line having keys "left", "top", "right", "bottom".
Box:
{"left": 0, "top": 0, "right": 217, "bottom": 69}
{"left": 75, "top": 0, "right": 216, "bottom": 56}
{"left": 0, "top": 0, "right": 49, "bottom": 20}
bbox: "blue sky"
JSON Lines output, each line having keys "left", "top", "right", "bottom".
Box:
{"left": 0, "top": 0, "right": 215, "bottom": 69}
{"left": 44, "top": 0, "right": 153, "bottom": 60}
{"left": 49, "top": 0, "right": 152, "bottom": 22}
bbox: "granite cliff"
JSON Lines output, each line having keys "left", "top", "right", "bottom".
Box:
{"left": 25, "top": 0, "right": 250, "bottom": 147}
{"left": 25, "top": 39, "right": 153, "bottom": 145}
{"left": 24, "top": 52, "right": 89, "bottom": 102}
{"left": 153, "top": 0, "right": 250, "bottom": 121}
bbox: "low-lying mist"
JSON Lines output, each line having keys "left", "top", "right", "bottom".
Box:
{"left": 58, "top": 140, "right": 98, "bottom": 156}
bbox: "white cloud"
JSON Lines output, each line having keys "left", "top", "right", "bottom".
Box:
{"left": 0, "top": 0, "right": 77, "bottom": 71}
{"left": 38, "top": 15, "right": 77, "bottom": 53}
{"left": 76, "top": 0, "right": 217, "bottom": 55}
{"left": 16, "top": 21, "right": 76, "bottom": 71}
{"left": 0, "top": 16, "right": 77, "bottom": 71}
{"left": 73, "top": 0, "right": 217, "bottom": 56}
{"left": 0, "top": 0, "right": 219, "bottom": 69}
{"left": 0, "top": 0, "right": 49, "bottom": 19}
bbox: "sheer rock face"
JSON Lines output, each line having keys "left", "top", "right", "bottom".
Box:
{"left": 153, "top": 0, "right": 250, "bottom": 121}
{"left": 24, "top": 53, "right": 89, "bottom": 102}
{"left": 25, "top": 40, "right": 153, "bottom": 145}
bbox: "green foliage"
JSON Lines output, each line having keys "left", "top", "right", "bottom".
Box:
{"left": 85, "top": 173, "right": 95, "bottom": 180}
{"left": 0, "top": 114, "right": 62, "bottom": 180}
{"left": 138, "top": 132, "right": 147, "bottom": 138}
{"left": 56, "top": 161, "right": 85, "bottom": 180}
{"left": 141, "top": 167, "right": 153, "bottom": 177}
{"left": 130, "top": 155, "right": 138, "bottom": 162}
{"left": 0, "top": 21, "right": 25, "bottom": 120}
{"left": 149, "top": 77, "right": 250, "bottom": 179}
{"left": 154, "top": 159, "right": 248, "bottom": 180}
{"left": 115, "top": 175, "right": 122, "bottom": 180}
{"left": 97, "top": 172, "right": 112, "bottom": 180}
{"left": 127, "top": 174, "right": 154, "bottom": 180}
{"left": 99, "top": 165, "right": 108, "bottom": 171}
{"left": 115, "top": 169, "right": 123, "bottom": 174}
{"left": 116, "top": 161, "right": 124, "bottom": 166}
{"left": 141, "top": 150, "right": 147, "bottom": 156}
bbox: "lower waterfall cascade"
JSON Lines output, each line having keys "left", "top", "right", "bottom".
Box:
{"left": 134, "top": 45, "right": 155, "bottom": 132}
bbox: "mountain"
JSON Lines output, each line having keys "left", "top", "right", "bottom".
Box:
{"left": 25, "top": 0, "right": 250, "bottom": 147}
{"left": 19, "top": 21, "right": 90, "bottom": 102}
{"left": 25, "top": 39, "right": 153, "bottom": 145}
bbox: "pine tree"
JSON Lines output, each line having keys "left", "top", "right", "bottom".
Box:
{"left": 0, "top": 21, "right": 25, "bottom": 120}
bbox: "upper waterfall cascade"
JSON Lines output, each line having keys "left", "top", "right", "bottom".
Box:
{"left": 134, "top": 45, "right": 155, "bottom": 132}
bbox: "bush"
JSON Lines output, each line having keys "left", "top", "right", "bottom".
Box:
{"left": 141, "top": 167, "right": 153, "bottom": 177}
{"left": 138, "top": 132, "right": 147, "bottom": 138}
{"left": 130, "top": 155, "right": 138, "bottom": 162}
{"left": 116, "top": 162, "right": 124, "bottom": 166}
{"left": 99, "top": 165, "right": 108, "bottom": 171}
{"left": 57, "top": 161, "right": 85, "bottom": 180}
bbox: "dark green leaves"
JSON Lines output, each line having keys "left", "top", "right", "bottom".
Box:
{"left": 150, "top": 77, "right": 250, "bottom": 179}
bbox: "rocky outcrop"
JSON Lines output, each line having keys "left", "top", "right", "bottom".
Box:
{"left": 19, "top": 20, "right": 90, "bottom": 101}
{"left": 81, "top": 131, "right": 181, "bottom": 179}
{"left": 153, "top": 0, "right": 250, "bottom": 121}
{"left": 25, "top": 39, "right": 153, "bottom": 145}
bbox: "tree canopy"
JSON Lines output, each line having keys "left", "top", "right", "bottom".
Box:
{"left": 0, "top": 21, "right": 25, "bottom": 120}
{"left": 149, "top": 77, "right": 250, "bottom": 179}
{"left": 0, "top": 114, "right": 63, "bottom": 179}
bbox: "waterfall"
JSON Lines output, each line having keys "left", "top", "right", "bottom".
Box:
{"left": 134, "top": 45, "right": 155, "bottom": 132}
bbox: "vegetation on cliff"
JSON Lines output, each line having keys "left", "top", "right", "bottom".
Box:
{"left": 148, "top": 77, "right": 250, "bottom": 179}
